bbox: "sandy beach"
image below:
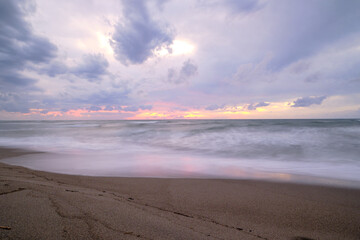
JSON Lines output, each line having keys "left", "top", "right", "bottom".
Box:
{"left": 1, "top": 147, "right": 360, "bottom": 240}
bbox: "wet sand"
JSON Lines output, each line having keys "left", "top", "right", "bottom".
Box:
{"left": 1, "top": 147, "right": 360, "bottom": 240}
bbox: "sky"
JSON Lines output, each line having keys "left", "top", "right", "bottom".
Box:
{"left": 1, "top": 0, "right": 360, "bottom": 120}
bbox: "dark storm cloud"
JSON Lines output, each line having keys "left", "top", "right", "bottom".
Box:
{"left": 110, "top": 0, "right": 174, "bottom": 65}
{"left": 292, "top": 96, "right": 327, "bottom": 108}
{"left": 167, "top": 59, "right": 198, "bottom": 84}
{"left": 247, "top": 102, "right": 269, "bottom": 110}
{"left": 0, "top": 0, "right": 57, "bottom": 88}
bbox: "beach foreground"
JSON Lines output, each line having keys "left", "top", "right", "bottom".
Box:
{"left": 1, "top": 148, "right": 360, "bottom": 240}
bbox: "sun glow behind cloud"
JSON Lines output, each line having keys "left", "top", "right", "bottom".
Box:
{"left": 96, "top": 32, "right": 114, "bottom": 56}
{"left": 171, "top": 40, "right": 195, "bottom": 55}
{"left": 156, "top": 39, "right": 195, "bottom": 56}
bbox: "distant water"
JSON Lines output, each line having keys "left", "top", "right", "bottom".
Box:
{"left": 0, "top": 120, "right": 360, "bottom": 186}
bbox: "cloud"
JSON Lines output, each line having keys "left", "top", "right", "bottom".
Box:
{"left": 39, "top": 61, "right": 68, "bottom": 77}
{"left": 267, "top": 1, "right": 360, "bottom": 69}
{"left": 155, "top": 0, "right": 170, "bottom": 11}
{"left": 292, "top": 96, "right": 327, "bottom": 107}
{"left": 167, "top": 68, "right": 176, "bottom": 82}
{"left": 71, "top": 54, "right": 109, "bottom": 82}
{"left": 198, "top": 0, "right": 264, "bottom": 14}
{"left": 247, "top": 102, "right": 269, "bottom": 110}
{"left": 231, "top": 55, "right": 272, "bottom": 83}
{"left": 121, "top": 105, "right": 153, "bottom": 112}
{"left": 32, "top": 88, "right": 132, "bottom": 114}
{"left": 104, "top": 105, "right": 114, "bottom": 111}
{"left": 180, "top": 59, "right": 198, "bottom": 79}
{"left": 88, "top": 105, "right": 102, "bottom": 111}
{"left": 0, "top": 0, "right": 57, "bottom": 113}
{"left": 122, "top": 106, "right": 139, "bottom": 112}
{"left": 110, "top": 0, "right": 174, "bottom": 65}
{"left": 205, "top": 104, "right": 225, "bottom": 111}
{"left": 167, "top": 59, "right": 198, "bottom": 84}
{"left": 0, "top": 72, "right": 38, "bottom": 90}
{"left": 0, "top": 0, "right": 57, "bottom": 89}
{"left": 1, "top": 0, "right": 359, "bottom": 119}
{"left": 75, "top": 90, "right": 130, "bottom": 107}
{"left": 139, "top": 105, "right": 153, "bottom": 110}
{"left": 290, "top": 61, "right": 311, "bottom": 74}
{"left": 304, "top": 73, "right": 321, "bottom": 83}
{"left": 0, "top": 91, "right": 35, "bottom": 113}
{"left": 39, "top": 54, "right": 109, "bottom": 82}
{"left": 223, "top": 0, "right": 264, "bottom": 14}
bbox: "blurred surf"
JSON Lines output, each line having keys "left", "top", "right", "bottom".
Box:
{"left": 0, "top": 119, "right": 359, "bottom": 185}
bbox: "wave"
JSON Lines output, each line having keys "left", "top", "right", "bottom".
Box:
{"left": 0, "top": 119, "right": 360, "bottom": 182}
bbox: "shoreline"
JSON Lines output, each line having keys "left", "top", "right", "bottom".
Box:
{"left": 1, "top": 147, "right": 360, "bottom": 239}
{"left": 1, "top": 147, "right": 359, "bottom": 189}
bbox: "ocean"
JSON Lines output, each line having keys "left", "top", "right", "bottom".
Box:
{"left": 0, "top": 119, "right": 359, "bottom": 186}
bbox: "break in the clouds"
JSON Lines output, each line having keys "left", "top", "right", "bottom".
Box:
{"left": 1, "top": 0, "right": 360, "bottom": 119}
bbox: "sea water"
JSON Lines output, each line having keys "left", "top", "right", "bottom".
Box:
{"left": 0, "top": 119, "right": 359, "bottom": 186}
